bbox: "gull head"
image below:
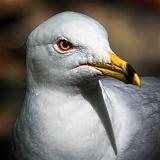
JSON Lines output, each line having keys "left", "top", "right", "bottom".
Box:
{"left": 27, "top": 11, "right": 141, "bottom": 88}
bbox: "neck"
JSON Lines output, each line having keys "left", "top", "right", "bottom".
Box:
{"left": 27, "top": 68, "right": 117, "bottom": 148}
{"left": 25, "top": 68, "right": 117, "bottom": 156}
{"left": 26, "top": 67, "right": 99, "bottom": 96}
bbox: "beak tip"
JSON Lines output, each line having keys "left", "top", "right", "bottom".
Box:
{"left": 133, "top": 73, "right": 141, "bottom": 87}
{"left": 126, "top": 63, "right": 141, "bottom": 87}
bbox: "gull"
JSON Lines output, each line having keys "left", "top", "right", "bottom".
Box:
{"left": 12, "top": 11, "right": 160, "bottom": 160}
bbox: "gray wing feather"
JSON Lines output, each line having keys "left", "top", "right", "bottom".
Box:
{"left": 100, "top": 77, "right": 160, "bottom": 160}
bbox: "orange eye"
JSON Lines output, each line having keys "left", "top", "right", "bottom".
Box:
{"left": 57, "top": 39, "right": 73, "bottom": 52}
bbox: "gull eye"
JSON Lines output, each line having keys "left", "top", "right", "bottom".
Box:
{"left": 57, "top": 39, "right": 73, "bottom": 52}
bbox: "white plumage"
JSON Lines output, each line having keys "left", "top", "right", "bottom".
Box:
{"left": 13, "top": 11, "right": 160, "bottom": 160}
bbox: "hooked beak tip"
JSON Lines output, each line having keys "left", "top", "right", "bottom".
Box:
{"left": 126, "top": 63, "right": 141, "bottom": 87}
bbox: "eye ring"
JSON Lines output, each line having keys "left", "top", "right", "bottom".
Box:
{"left": 57, "top": 39, "right": 73, "bottom": 52}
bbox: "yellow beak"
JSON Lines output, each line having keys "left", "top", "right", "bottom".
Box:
{"left": 93, "top": 52, "right": 141, "bottom": 87}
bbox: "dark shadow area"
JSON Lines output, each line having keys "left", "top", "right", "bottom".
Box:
{"left": 0, "top": 137, "right": 12, "bottom": 160}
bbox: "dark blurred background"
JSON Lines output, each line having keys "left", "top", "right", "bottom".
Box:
{"left": 0, "top": 0, "right": 160, "bottom": 159}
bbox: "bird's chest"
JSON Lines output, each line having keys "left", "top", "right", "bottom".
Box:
{"left": 42, "top": 97, "right": 107, "bottom": 150}
{"left": 21, "top": 94, "right": 112, "bottom": 160}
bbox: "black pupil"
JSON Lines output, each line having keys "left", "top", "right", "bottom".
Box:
{"left": 62, "top": 40, "right": 69, "bottom": 48}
